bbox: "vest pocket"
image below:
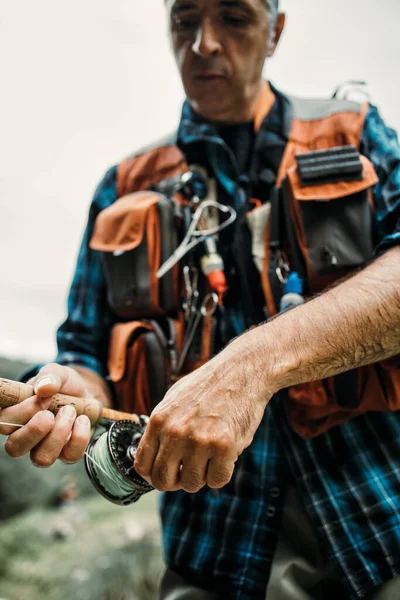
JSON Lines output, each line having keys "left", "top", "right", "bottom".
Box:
{"left": 282, "top": 154, "right": 379, "bottom": 289}
{"left": 90, "top": 191, "right": 180, "bottom": 319}
{"left": 107, "top": 318, "right": 183, "bottom": 416}
{"left": 285, "top": 357, "right": 400, "bottom": 439}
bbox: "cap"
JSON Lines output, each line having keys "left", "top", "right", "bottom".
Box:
{"left": 284, "top": 272, "right": 303, "bottom": 295}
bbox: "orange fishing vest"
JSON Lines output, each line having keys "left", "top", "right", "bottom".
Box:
{"left": 90, "top": 91, "right": 400, "bottom": 439}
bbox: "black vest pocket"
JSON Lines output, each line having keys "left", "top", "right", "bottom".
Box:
{"left": 300, "top": 188, "right": 374, "bottom": 275}
{"left": 282, "top": 153, "right": 379, "bottom": 284}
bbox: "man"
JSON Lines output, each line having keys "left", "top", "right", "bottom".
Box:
{"left": 1, "top": 1, "right": 400, "bottom": 598}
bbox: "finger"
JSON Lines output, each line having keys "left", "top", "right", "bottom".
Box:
{"left": 33, "top": 364, "right": 87, "bottom": 400}
{"left": 180, "top": 451, "right": 208, "bottom": 493}
{"left": 59, "top": 415, "right": 91, "bottom": 464}
{"left": 4, "top": 411, "right": 55, "bottom": 458}
{"left": 206, "top": 456, "right": 236, "bottom": 489}
{"left": 133, "top": 427, "right": 161, "bottom": 485}
{"left": 0, "top": 395, "right": 54, "bottom": 436}
{"left": 30, "top": 405, "right": 77, "bottom": 467}
{"left": 149, "top": 439, "right": 184, "bottom": 492}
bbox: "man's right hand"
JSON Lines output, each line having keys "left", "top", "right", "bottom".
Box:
{"left": 0, "top": 363, "right": 92, "bottom": 467}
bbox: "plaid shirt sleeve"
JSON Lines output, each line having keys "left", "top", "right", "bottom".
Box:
{"left": 361, "top": 104, "right": 400, "bottom": 253}
{"left": 54, "top": 166, "right": 118, "bottom": 377}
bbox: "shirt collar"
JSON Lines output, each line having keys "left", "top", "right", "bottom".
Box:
{"left": 177, "top": 80, "right": 290, "bottom": 151}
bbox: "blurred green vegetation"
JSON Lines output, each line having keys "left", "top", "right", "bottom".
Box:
{"left": 0, "top": 357, "right": 163, "bottom": 600}
{"left": 0, "top": 355, "right": 33, "bottom": 381}
{"left": 0, "top": 493, "right": 163, "bottom": 600}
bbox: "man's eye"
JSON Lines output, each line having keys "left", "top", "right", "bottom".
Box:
{"left": 172, "top": 16, "right": 198, "bottom": 31}
{"left": 221, "top": 15, "right": 249, "bottom": 27}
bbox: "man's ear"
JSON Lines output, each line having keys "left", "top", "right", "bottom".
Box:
{"left": 266, "top": 13, "right": 286, "bottom": 58}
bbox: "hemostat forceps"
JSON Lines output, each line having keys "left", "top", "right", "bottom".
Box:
{"left": 177, "top": 292, "right": 218, "bottom": 373}
{"left": 156, "top": 200, "right": 237, "bottom": 280}
{"left": 182, "top": 266, "right": 199, "bottom": 320}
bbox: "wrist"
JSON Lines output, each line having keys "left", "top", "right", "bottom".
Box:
{"left": 224, "top": 319, "right": 301, "bottom": 398}
{"left": 220, "top": 329, "right": 279, "bottom": 405}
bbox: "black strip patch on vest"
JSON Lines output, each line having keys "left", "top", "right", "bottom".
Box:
{"left": 296, "top": 146, "right": 363, "bottom": 186}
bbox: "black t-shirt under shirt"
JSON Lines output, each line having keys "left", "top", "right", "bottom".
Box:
{"left": 216, "top": 121, "right": 255, "bottom": 176}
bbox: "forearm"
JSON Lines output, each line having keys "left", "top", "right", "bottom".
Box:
{"left": 71, "top": 366, "right": 113, "bottom": 408}
{"left": 229, "top": 246, "right": 400, "bottom": 396}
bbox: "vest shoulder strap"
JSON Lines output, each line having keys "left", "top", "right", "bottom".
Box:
{"left": 277, "top": 95, "right": 369, "bottom": 185}
{"left": 117, "top": 131, "right": 186, "bottom": 198}
{"left": 287, "top": 95, "right": 363, "bottom": 122}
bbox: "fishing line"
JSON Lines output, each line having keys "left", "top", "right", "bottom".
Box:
{"left": 86, "top": 431, "right": 134, "bottom": 499}
{"left": 84, "top": 450, "right": 114, "bottom": 483}
{"left": 84, "top": 419, "right": 154, "bottom": 505}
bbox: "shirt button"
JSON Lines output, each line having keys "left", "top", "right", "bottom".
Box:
{"left": 270, "top": 487, "right": 280, "bottom": 498}
{"left": 267, "top": 506, "right": 276, "bottom": 518}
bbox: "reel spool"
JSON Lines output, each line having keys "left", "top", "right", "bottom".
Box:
{"left": 85, "top": 417, "right": 154, "bottom": 506}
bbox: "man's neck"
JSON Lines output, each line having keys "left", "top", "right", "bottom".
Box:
{"left": 189, "top": 81, "right": 275, "bottom": 129}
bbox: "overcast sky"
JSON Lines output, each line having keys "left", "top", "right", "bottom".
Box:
{"left": 1, "top": 0, "right": 399, "bottom": 363}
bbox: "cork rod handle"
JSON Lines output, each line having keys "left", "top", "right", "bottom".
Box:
{"left": 0, "top": 378, "right": 139, "bottom": 426}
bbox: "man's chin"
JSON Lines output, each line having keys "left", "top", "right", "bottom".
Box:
{"left": 189, "top": 98, "right": 234, "bottom": 123}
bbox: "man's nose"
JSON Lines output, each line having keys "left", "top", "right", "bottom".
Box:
{"left": 192, "top": 19, "right": 222, "bottom": 57}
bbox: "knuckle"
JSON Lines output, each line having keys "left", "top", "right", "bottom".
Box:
{"left": 182, "top": 469, "right": 203, "bottom": 493}
{"left": 152, "top": 465, "right": 170, "bottom": 490}
{"left": 165, "top": 425, "right": 183, "bottom": 440}
{"left": 0, "top": 424, "right": 14, "bottom": 437}
{"left": 213, "top": 432, "right": 234, "bottom": 453}
{"left": 29, "top": 419, "right": 51, "bottom": 438}
{"left": 4, "top": 437, "right": 21, "bottom": 459}
{"left": 30, "top": 450, "right": 56, "bottom": 468}
{"left": 70, "top": 427, "right": 89, "bottom": 447}
{"left": 149, "top": 412, "right": 164, "bottom": 429}
{"left": 134, "top": 459, "right": 147, "bottom": 478}
{"left": 153, "top": 481, "right": 169, "bottom": 492}
{"left": 134, "top": 463, "right": 150, "bottom": 483}
{"left": 208, "top": 466, "right": 232, "bottom": 488}
{"left": 36, "top": 363, "right": 60, "bottom": 380}
{"left": 133, "top": 447, "right": 146, "bottom": 471}
{"left": 60, "top": 447, "right": 81, "bottom": 464}
{"left": 189, "top": 431, "right": 210, "bottom": 448}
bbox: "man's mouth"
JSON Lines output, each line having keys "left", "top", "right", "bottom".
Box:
{"left": 194, "top": 73, "right": 226, "bottom": 81}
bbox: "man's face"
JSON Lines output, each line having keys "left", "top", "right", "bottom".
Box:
{"left": 166, "top": 0, "right": 278, "bottom": 123}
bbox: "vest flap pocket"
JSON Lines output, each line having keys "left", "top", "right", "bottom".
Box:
{"left": 108, "top": 319, "right": 181, "bottom": 416}
{"left": 287, "top": 155, "right": 378, "bottom": 201}
{"left": 90, "top": 190, "right": 179, "bottom": 320}
{"left": 284, "top": 155, "right": 378, "bottom": 279}
{"left": 108, "top": 321, "right": 153, "bottom": 382}
{"left": 89, "top": 191, "right": 161, "bottom": 252}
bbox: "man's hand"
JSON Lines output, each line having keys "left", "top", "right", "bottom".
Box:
{"left": 134, "top": 341, "right": 272, "bottom": 493}
{"left": 0, "top": 363, "right": 91, "bottom": 467}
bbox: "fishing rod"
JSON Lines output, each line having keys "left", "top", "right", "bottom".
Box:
{"left": 0, "top": 377, "right": 154, "bottom": 506}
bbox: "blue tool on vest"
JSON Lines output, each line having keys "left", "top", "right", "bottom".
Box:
{"left": 279, "top": 272, "right": 304, "bottom": 313}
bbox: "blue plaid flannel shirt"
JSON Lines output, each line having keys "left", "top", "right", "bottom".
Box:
{"left": 55, "top": 85, "right": 400, "bottom": 599}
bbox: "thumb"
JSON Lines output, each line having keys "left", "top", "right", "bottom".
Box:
{"left": 33, "top": 364, "right": 88, "bottom": 400}
{"left": 34, "top": 372, "right": 62, "bottom": 399}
